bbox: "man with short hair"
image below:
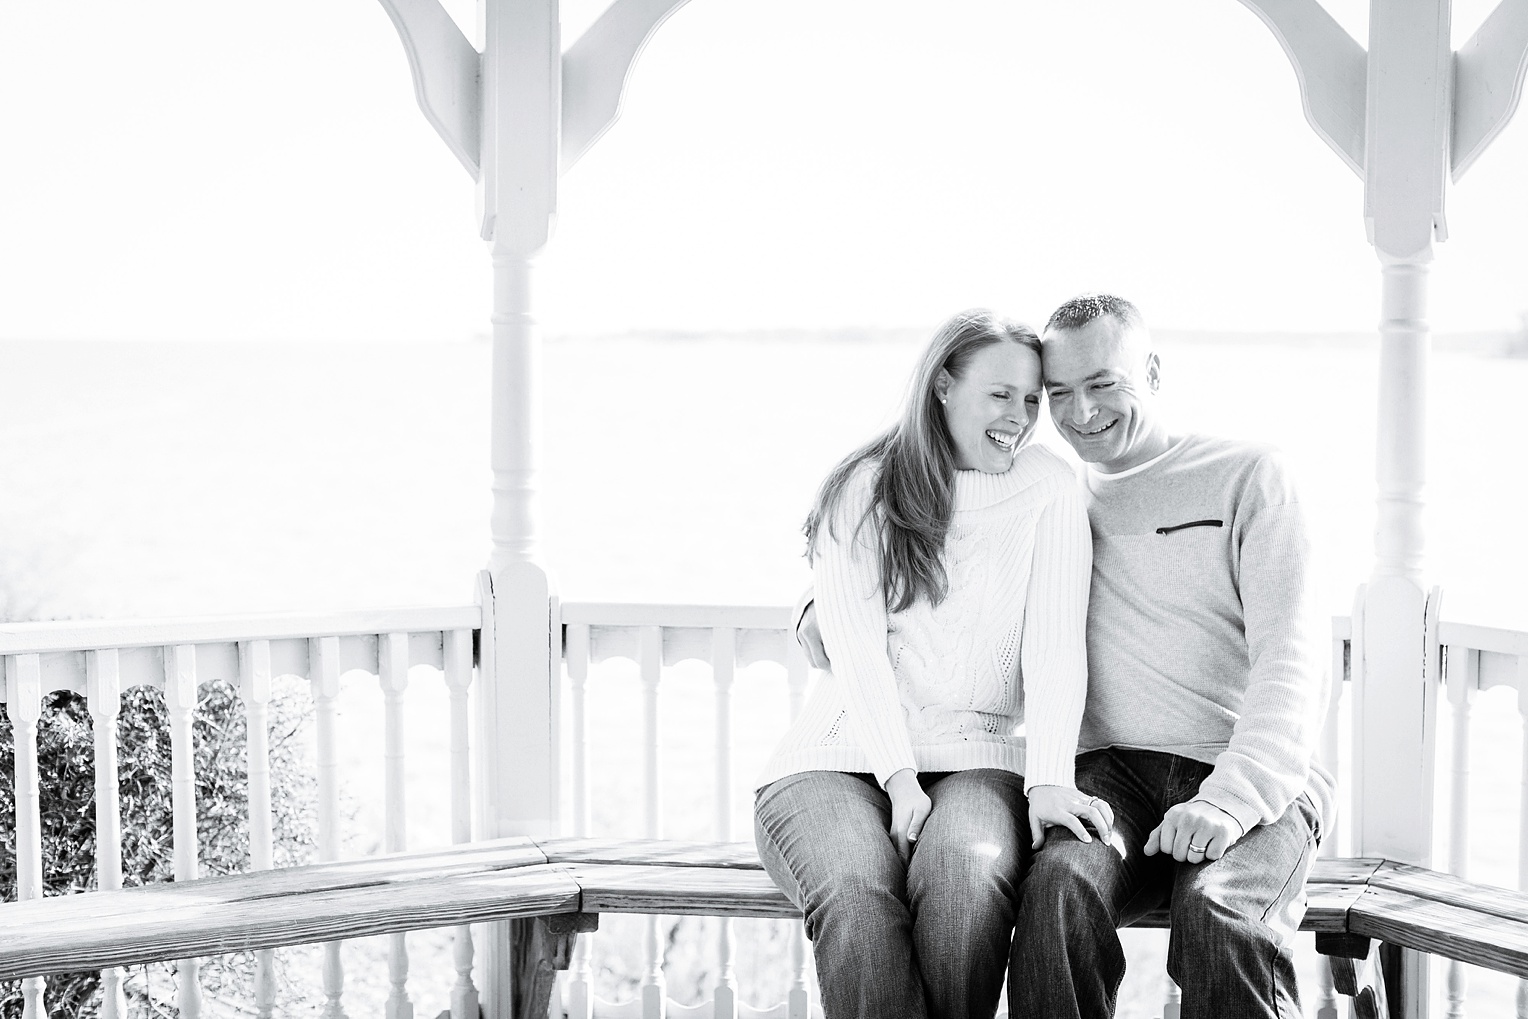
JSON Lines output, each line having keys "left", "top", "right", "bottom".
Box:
{"left": 1012, "top": 293, "right": 1332, "bottom": 1019}
{"left": 796, "top": 293, "right": 1332, "bottom": 1018}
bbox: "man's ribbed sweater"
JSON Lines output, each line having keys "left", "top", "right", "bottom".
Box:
{"left": 757, "top": 444, "right": 1093, "bottom": 792}
{"left": 1081, "top": 434, "right": 1336, "bottom": 834}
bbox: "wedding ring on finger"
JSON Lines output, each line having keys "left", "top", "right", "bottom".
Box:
{"left": 1187, "top": 842, "right": 1208, "bottom": 856}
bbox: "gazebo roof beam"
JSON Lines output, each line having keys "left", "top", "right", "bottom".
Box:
{"left": 1452, "top": 0, "right": 1528, "bottom": 180}
{"left": 560, "top": 0, "right": 695, "bottom": 173}
{"left": 378, "top": 0, "right": 483, "bottom": 179}
{"left": 1235, "top": 0, "right": 1368, "bottom": 178}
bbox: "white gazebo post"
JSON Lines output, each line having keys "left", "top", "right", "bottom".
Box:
{"left": 478, "top": 1, "right": 562, "bottom": 1012}
{"left": 1352, "top": 6, "right": 1453, "bottom": 1013}
{"left": 1228, "top": 1, "right": 1528, "bottom": 1014}
{"left": 376, "top": 0, "right": 690, "bottom": 1013}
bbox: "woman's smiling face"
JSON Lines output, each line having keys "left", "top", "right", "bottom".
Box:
{"left": 937, "top": 340, "right": 1043, "bottom": 472}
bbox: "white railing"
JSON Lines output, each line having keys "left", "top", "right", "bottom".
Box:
{"left": 8, "top": 593, "right": 1528, "bottom": 1018}
{"left": 0, "top": 605, "right": 480, "bottom": 1019}
{"left": 559, "top": 602, "right": 815, "bottom": 1019}
{"left": 1327, "top": 598, "right": 1528, "bottom": 1019}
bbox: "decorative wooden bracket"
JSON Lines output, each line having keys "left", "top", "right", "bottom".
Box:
{"left": 1234, "top": 0, "right": 1368, "bottom": 178}
{"left": 509, "top": 911, "right": 599, "bottom": 1019}
{"left": 1452, "top": 0, "right": 1528, "bottom": 180}
{"left": 561, "top": 0, "right": 695, "bottom": 172}
{"left": 377, "top": 0, "right": 483, "bottom": 179}
{"left": 1318, "top": 933, "right": 1395, "bottom": 1019}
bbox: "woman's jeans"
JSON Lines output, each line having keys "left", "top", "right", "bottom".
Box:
{"left": 754, "top": 768, "right": 1029, "bottom": 1019}
{"left": 1011, "top": 748, "right": 1321, "bottom": 1019}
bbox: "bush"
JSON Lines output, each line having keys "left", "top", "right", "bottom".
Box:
{"left": 1, "top": 678, "right": 316, "bottom": 1018}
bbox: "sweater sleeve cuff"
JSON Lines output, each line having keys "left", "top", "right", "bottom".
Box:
{"left": 1022, "top": 742, "right": 1076, "bottom": 792}
{"left": 1190, "top": 793, "right": 1257, "bottom": 836}
{"left": 871, "top": 753, "right": 919, "bottom": 791}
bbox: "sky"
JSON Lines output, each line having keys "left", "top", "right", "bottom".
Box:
{"left": 0, "top": 0, "right": 1524, "bottom": 342}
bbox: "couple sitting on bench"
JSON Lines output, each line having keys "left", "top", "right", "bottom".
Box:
{"left": 755, "top": 294, "right": 1331, "bottom": 1019}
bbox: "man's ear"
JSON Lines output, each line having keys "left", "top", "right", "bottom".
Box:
{"left": 1144, "top": 352, "right": 1161, "bottom": 393}
{"left": 934, "top": 369, "right": 953, "bottom": 402}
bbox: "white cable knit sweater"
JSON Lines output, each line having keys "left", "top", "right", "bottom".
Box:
{"left": 757, "top": 444, "right": 1093, "bottom": 792}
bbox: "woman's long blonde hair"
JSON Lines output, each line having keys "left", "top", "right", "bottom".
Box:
{"left": 803, "top": 309, "right": 1040, "bottom": 612}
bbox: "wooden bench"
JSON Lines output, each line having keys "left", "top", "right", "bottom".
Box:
{"left": 1, "top": 839, "right": 1525, "bottom": 1019}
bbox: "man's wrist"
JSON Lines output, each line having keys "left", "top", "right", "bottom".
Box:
{"left": 1190, "top": 797, "right": 1246, "bottom": 835}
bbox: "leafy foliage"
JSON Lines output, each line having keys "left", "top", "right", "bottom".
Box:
{"left": 1, "top": 678, "right": 316, "bottom": 1017}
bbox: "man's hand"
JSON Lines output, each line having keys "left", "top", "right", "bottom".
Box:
{"left": 884, "top": 768, "right": 931, "bottom": 863}
{"left": 1027, "top": 785, "right": 1114, "bottom": 850}
{"left": 1145, "top": 800, "right": 1243, "bottom": 863}
{"left": 795, "top": 599, "right": 831, "bottom": 671}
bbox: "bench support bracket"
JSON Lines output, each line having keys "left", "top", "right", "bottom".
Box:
{"left": 509, "top": 912, "right": 600, "bottom": 1018}
{"left": 1318, "top": 933, "right": 1398, "bottom": 1019}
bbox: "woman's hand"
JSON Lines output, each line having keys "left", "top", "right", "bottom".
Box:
{"left": 884, "top": 769, "right": 931, "bottom": 862}
{"left": 1027, "top": 784, "right": 1114, "bottom": 850}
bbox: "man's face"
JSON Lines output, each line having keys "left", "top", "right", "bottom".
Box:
{"left": 1041, "top": 316, "right": 1164, "bottom": 473}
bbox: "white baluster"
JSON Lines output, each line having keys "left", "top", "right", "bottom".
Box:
{"left": 7, "top": 654, "right": 47, "bottom": 1019}
{"left": 444, "top": 628, "right": 480, "bottom": 1019}
{"left": 1314, "top": 632, "right": 1350, "bottom": 1019}
{"left": 785, "top": 641, "right": 810, "bottom": 1019}
{"left": 640, "top": 625, "right": 667, "bottom": 1019}
{"left": 566, "top": 622, "right": 595, "bottom": 1019}
{"left": 164, "top": 644, "right": 203, "bottom": 1019}
{"left": 87, "top": 649, "right": 128, "bottom": 1019}
{"left": 712, "top": 628, "right": 739, "bottom": 1019}
{"left": 381, "top": 632, "right": 414, "bottom": 1019}
{"left": 1161, "top": 977, "right": 1182, "bottom": 1019}
{"left": 1517, "top": 653, "right": 1528, "bottom": 1019}
{"left": 310, "top": 635, "right": 348, "bottom": 1018}
{"left": 1446, "top": 645, "right": 1478, "bottom": 1019}
{"left": 240, "top": 640, "right": 278, "bottom": 1018}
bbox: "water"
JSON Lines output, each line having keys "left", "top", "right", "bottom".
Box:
{"left": 3, "top": 333, "right": 1528, "bottom": 1015}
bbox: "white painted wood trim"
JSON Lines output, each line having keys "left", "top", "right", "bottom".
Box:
{"left": 1365, "top": 1, "right": 1452, "bottom": 257}
{"left": 712, "top": 628, "right": 740, "bottom": 1019}
{"left": 239, "top": 640, "right": 277, "bottom": 1018}
{"left": 0, "top": 605, "right": 480, "bottom": 655}
{"left": 1452, "top": 0, "right": 1528, "bottom": 180}
{"left": 479, "top": 0, "right": 559, "bottom": 248}
{"left": 443, "top": 627, "right": 479, "bottom": 1019}
{"left": 638, "top": 626, "right": 667, "bottom": 1017}
{"left": 1518, "top": 653, "right": 1528, "bottom": 1019}
{"left": 86, "top": 649, "right": 128, "bottom": 1019}
{"left": 563, "top": 602, "right": 793, "bottom": 631}
{"left": 309, "top": 634, "right": 348, "bottom": 1019}
{"left": 1440, "top": 619, "right": 1528, "bottom": 656}
{"left": 163, "top": 645, "right": 203, "bottom": 1019}
{"left": 379, "top": 631, "right": 413, "bottom": 1019}
{"left": 1444, "top": 634, "right": 1476, "bottom": 1019}
{"left": 560, "top": 0, "right": 694, "bottom": 172}
{"left": 1233, "top": 0, "right": 1368, "bottom": 176}
{"left": 10, "top": 654, "right": 47, "bottom": 1018}
{"left": 376, "top": 0, "right": 482, "bottom": 177}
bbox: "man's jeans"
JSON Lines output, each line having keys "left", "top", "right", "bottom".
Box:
{"left": 754, "top": 769, "right": 1029, "bottom": 1019}
{"left": 1011, "top": 749, "right": 1320, "bottom": 1019}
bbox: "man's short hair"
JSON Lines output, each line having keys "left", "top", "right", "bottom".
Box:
{"left": 1045, "top": 293, "right": 1146, "bottom": 335}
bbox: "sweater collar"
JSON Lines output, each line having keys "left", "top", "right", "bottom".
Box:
{"left": 952, "top": 460, "right": 1030, "bottom": 511}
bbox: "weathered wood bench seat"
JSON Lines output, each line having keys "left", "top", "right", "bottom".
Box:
{"left": 2, "top": 839, "right": 1526, "bottom": 1018}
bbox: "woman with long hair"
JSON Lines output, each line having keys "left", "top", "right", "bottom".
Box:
{"left": 753, "top": 309, "right": 1108, "bottom": 1018}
